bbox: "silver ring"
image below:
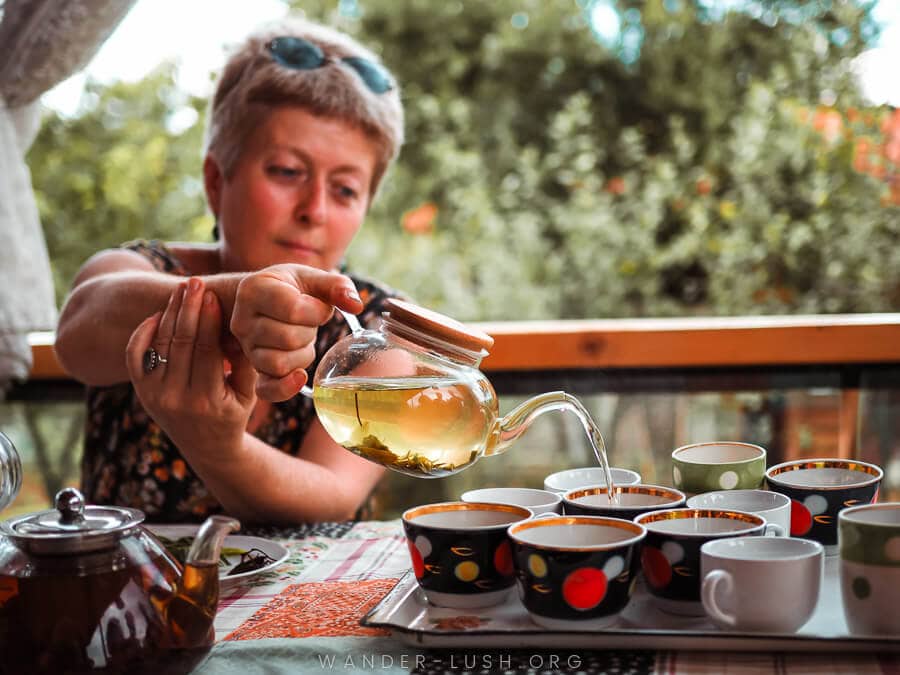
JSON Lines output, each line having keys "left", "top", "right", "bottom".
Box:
{"left": 142, "top": 347, "right": 168, "bottom": 374}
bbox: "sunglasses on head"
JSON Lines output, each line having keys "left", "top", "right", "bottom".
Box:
{"left": 266, "top": 36, "right": 395, "bottom": 95}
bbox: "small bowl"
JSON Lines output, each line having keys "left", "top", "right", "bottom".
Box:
{"left": 563, "top": 484, "right": 686, "bottom": 520}
{"left": 461, "top": 487, "right": 562, "bottom": 515}
{"left": 766, "top": 458, "right": 883, "bottom": 554}
{"left": 543, "top": 467, "right": 641, "bottom": 495}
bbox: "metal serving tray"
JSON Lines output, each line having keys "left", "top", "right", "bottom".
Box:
{"left": 361, "top": 555, "right": 897, "bottom": 651}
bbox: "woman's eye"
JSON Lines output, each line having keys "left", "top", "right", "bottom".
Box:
{"left": 268, "top": 165, "right": 302, "bottom": 178}
{"left": 336, "top": 185, "right": 358, "bottom": 200}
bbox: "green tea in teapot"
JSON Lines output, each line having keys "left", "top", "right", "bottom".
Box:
{"left": 314, "top": 375, "right": 493, "bottom": 477}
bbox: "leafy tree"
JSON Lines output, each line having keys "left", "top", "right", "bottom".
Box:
{"left": 295, "top": 0, "right": 899, "bottom": 318}
{"left": 28, "top": 0, "right": 899, "bottom": 318}
{"left": 28, "top": 65, "right": 211, "bottom": 304}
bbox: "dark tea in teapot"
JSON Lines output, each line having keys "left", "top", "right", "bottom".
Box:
{"left": 0, "top": 538, "right": 217, "bottom": 674}
{"left": 0, "top": 488, "right": 238, "bottom": 674}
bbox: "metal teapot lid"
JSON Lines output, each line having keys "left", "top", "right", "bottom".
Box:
{"left": 0, "top": 487, "right": 144, "bottom": 555}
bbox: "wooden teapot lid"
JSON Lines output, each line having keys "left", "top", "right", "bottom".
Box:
{"left": 383, "top": 299, "right": 494, "bottom": 354}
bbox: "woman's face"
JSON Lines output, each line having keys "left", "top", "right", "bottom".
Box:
{"left": 209, "top": 106, "right": 378, "bottom": 273}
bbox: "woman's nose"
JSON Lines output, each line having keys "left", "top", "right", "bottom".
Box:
{"left": 295, "top": 177, "right": 328, "bottom": 225}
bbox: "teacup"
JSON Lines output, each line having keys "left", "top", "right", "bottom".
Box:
{"left": 701, "top": 536, "right": 824, "bottom": 632}
{"left": 563, "top": 484, "right": 686, "bottom": 520}
{"left": 839, "top": 502, "right": 900, "bottom": 635}
{"left": 687, "top": 490, "right": 791, "bottom": 537}
{"left": 543, "top": 467, "right": 641, "bottom": 494}
{"left": 401, "top": 501, "right": 532, "bottom": 608}
{"left": 461, "top": 487, "right": 562, "bottom": 515}
{"left": 507, "top": 515, "right": 646, "bottom": 629}
{"left": 634, "top": 508, "right": 781, "bottom": 615}
{"left": 671, "top": 442, "right": 767, "bottom": 496}
{"left": 766, "top": 458, "right": 882, "bottom": 554}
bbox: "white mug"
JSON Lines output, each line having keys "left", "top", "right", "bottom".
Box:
{"left": 701, "top": 536, "right": 824, "bottom": 632}
{"left": 687, "top": 489, "right": 791, "bottom": 537}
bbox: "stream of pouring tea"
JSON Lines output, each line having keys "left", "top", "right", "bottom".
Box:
{"left": 556, "top": 393, "right": 617, "bottom": 503}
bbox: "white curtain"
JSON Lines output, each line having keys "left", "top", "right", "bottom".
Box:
{"left": 0, "top": 0, "right": 137, "bottom": 391}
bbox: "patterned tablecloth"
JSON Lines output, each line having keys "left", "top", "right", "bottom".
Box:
{"left": 192, "top": 521, "right": 898, "bottom": 675}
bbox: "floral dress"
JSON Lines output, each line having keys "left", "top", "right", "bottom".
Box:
{"left": 80, "top": 240, "right": 402, "bottom": 523}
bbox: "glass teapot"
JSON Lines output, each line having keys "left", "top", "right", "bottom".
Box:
{"left": 304, "top": 299, "right": 609, "bottom": 479}
{"left": 0, "top": 453, "right": 238, "bottom": 674}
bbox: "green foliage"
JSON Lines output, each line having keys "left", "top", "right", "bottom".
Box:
{"left": 28, "top": 65, "right": 212, "bottom": 303}
{"left": 295, "top": 0, "right": 899, "bottom": 318}
{"left": 28, "top": 0, "right": 900, "bottom": 317}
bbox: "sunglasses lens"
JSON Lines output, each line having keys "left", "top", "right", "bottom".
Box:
{"left": 342, "top": 57, "right": 394, "bottom": 94}
{"left": 268, "top": 37, "right": 324, "bottom": 70}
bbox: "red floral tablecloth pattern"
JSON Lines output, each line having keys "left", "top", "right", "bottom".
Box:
{"left": 214, "top": 521, "right": 408, "bottom": 641}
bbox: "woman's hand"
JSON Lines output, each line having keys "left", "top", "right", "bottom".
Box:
{"left": 126, "top": 278, "right": 258, "bottom": 457}
{"left": 229, "top": 263, "right": 364, "bottom": 401}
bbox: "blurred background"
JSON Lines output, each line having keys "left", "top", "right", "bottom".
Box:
{"left": 3, "top": 0, "right": 899, "bottom": 519}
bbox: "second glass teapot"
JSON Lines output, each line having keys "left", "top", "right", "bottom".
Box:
{"left": 306, "top": 299, "right": 596, "bottom": 478}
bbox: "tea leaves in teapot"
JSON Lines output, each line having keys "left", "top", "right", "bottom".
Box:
{"left": 348, "top": 434, "right": 465, "bottom": 477}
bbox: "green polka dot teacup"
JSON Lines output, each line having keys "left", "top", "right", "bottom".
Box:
{"left": 671, "top": 442, "right": 767, "bottom": 496}
{"left": 839, "top": 502, "right": 900, "bottom": 635}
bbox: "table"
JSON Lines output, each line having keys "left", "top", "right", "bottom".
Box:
{"left": 192, "top": 520, "right": 898, "bottom": 675}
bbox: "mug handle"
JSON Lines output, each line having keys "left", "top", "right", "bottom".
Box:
{"left": 764, "top": 523, "right": 784, "bottom": 537}
{"left": 701, "top": 569, "right": 737, "bottom": 627}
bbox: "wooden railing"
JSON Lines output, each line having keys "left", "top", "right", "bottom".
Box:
{"left": 25, "top": 313, "right": 900, "bottom": 378}
{"left": 473, "top": 313, "right": 900, "bottom": 371}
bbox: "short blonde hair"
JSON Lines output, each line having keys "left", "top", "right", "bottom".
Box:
{"left": 203, "top": 17, "right": 404, "bottom": 197}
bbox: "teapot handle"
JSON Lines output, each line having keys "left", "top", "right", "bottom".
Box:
{"left": 298, "top": 308, "right": 363, "bottom": 399}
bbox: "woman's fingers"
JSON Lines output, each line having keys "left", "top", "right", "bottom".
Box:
{"left": 192, "top": 290, "right": 225, "bottom": 395}
{"left": 255, "top": 369, "right": 308, "bottom": 402}
{"left": 285, "top": 266, "right": 363, "bottom": 315}
{"left": 166, "top": 277, "right": 204, "bottom": 390}
{"left": 154, "top": 281, "right": 185, "bottom": 353}
{"left": 227, "top": 342, "right": 259, "bottom": 403}
{"left": 238, "top": 315, "right": 317, "bottom": 351}
{"left": 247, "top": 342, "right": 316, "bottom": 380}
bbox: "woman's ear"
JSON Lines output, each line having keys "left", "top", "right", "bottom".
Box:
{"left": 203, "top": 155, "right": 224, "bottom": 218}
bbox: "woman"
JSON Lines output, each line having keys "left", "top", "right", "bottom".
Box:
{"left": 54, "top": 18, "right": 405, "bottom": 524}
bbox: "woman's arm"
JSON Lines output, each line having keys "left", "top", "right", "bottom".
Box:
{"left": 56, "top": 249, "right": 361, "bottom": 389}
{"left": 125, "top": 278, "right": 381, "bottom": 523}
{"left": 55, "top": 248, "right": 244, "bottom": 386}
{"left": 192, "top": 425, "right": 384, "bottom": 523}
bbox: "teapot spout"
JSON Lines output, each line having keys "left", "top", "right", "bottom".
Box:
{"left": 165, "top": 515, "right": 241, "bottom": 649}
{"left": 186, "top": 515, "right": 241, "bottom": 567}
{"left": 488, "top": 391, "right": 574, "bottom": 457}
